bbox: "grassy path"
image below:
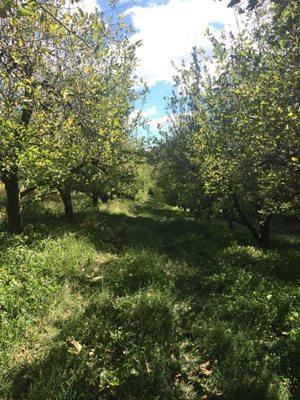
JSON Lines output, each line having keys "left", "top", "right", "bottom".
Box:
{"left": 0, "top": 198, "right": 299, "bottom": 399}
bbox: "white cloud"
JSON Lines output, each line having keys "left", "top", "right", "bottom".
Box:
{"left": 149, "top": 115, "right": 169, "bottom": 129}
{"left": 129, "top": 105, "right": 157, "bottom": 124}
{"left": 126, "top": 0, "right": 239, "bottom": 86}
{"left": 130, "top": 107, "right": 168, "bottom": 132}
{"left": 142, "top": 105, "right": 157, "bottom": 118}
{"left": 67, "top": 0, "right": 100, "bottom": 14}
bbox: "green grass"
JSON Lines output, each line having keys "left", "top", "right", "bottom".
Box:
{"left": 0, "top": 194, "right": 299, "bottom": 399}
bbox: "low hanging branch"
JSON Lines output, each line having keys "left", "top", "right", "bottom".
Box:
{"left": 69, "top": 158, "right": 108, "bottom": 175}
{"left": 20, "top": 158, "right": 108, "bottom": 201}
{"left": 37, "top": 2, "right": 92, "bottom": 49}
{"left": 20, "top": 186, "right": 37, "bottom": 199}
{"left": 20, "top": 190, "right": 58, "bottom": 213}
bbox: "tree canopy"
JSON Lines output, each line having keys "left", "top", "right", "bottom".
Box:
{"left": 0, "top": 0, "right": 146, "bottom": 232}
{"left": 155, "top": 0, "right": 299, "bottom": 248}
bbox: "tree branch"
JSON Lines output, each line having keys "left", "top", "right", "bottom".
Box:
{"left": 37, "top": 3, "right": 92, "bottom": 49}
{"left": 20, "top": 186, "right": 37, "bottom": 199}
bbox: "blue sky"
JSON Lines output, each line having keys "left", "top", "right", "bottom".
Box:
{"left": 75, "top": 0, "right": 237, "bottom": 136}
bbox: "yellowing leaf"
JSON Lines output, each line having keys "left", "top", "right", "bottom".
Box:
{"left": 67, "top": 338, "right": 83, "bottom": 355}
{"left": 83, "top": 66, "right": 93, "bottom": 74}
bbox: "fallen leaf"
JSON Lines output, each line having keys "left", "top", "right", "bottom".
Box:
{"left": 67, "top": 338, "right": 83, "bottom": 355}
{"left": 199, "top": 360, "right": 213, "bottom": 376}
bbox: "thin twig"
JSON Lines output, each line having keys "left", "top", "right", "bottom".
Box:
{"left": 37, "top": 2, "right": 92, "bottom": 49}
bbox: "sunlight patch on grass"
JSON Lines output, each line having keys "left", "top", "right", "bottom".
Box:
{"left": 9, "top": 283, "right": 87, "bottom": 368}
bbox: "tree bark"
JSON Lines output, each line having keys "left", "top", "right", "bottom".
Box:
{"left": 1, "top": 84, "right": 34, "bottom": 233}
{"left": 20, "top": 186, "right": 37, "bottom": 199}
{"left": 232, "top": 193, "right": 272, "bottom": 249}
{"left": 258, "top": 215, "right": 272, "bottom": 249}
{"left": 99, "top": 193, "right": 109, "bottom": 204}
{"left": 92, "top": 191, "right": 99, "bottom": 207}
{"left": 224, "top": 210, "right": 235, "bottom": 230}
{"left": 58, "top": 187, "right": 74, "bottom": 221}
{"left": 2, "top": 169, "right": 22, "bottom": 233}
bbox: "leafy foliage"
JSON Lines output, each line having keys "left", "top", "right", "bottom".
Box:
{"left": 156, "top": 1, "right": 299, "bottom": 248}
{"left": 0, "top": 0, "right": 146, "bottom": 231}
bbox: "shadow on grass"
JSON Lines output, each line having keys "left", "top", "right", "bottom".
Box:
{"left": 1, "top": 199, "right": 229, "bottom": 261}
{"left": 6, "top": 294, "right": 181, "bottom": 400}
{"left": 1, "top": 198, "right": 300, "bottom": 400}
{"left": 1, "top": 198, "right": 299, "bottom": 283}
{"left": 5, "top": 249, "right": 182, "bottom": 400}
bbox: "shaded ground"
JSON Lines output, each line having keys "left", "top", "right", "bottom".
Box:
{"left": 0, "top": 197, "right": 299, "bottom": 399}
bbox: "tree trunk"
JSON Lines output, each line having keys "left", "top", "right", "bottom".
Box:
{"left": 0, "top": 70, "right": 33, "bottom": 234}
{"left": 92, "top": 191, "right": 99, "bottom": 207}
{"left": 58, "top": 188, "right": 74, "bottom": 221}
{"left": 232, "top": 193, "right": 272, "bottom": 249}
{"left": 99, "top": 193, "right": 109, "bottom": 204}
{"left": 258, "top": 215, "right": 272, "bottom": 249}
{"left": 2, "top": 169, "right": 22, "bottom": 234}
{"left": 224, "top": 210, "right": 235, "bottom": 230}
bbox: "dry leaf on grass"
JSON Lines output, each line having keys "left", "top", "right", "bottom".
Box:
{"left": 67, "top": 338, "right": 83, "bottom": 355}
